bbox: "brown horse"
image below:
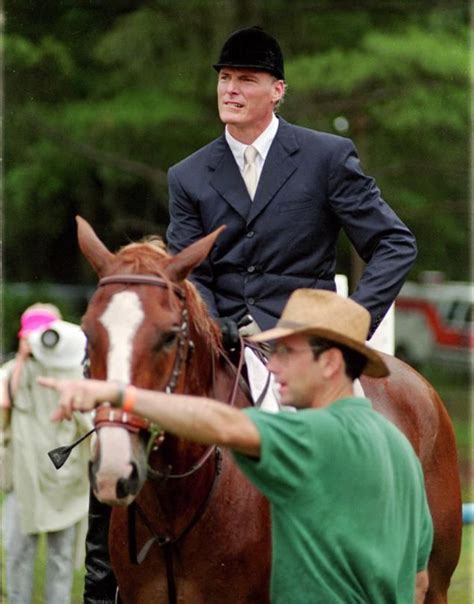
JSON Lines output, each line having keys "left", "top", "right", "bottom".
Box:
{"left": 77, "top": 216, "right": 462, "bottom": 603}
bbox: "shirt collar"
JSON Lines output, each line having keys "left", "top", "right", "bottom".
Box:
{"left": 225, "top": 113, "right": 279, "bottom": 169}
{"left": 328, "top": 397, "right": 373, "bottom": 411}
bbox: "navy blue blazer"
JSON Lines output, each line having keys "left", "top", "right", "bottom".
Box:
{"left": 166, "top": 117, "right": 417, "bottom": 337}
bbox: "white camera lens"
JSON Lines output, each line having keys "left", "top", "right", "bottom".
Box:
{"left": 41, "top": 329, "right": 60, "bottom": 348}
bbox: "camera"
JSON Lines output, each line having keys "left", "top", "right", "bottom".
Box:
{"left": 28, "top": 320, "right": 87, "bottom": 369}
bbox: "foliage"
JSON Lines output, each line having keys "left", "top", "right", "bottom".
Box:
{"left": 3, "top": 2, "right": 470, "bottom": 314}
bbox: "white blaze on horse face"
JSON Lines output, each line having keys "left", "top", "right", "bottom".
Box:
{"left": 100, "top": 291, "right": 144, "bottom": 382}
{"left": 95, "top": 291, "right": 145, "bottom": 503}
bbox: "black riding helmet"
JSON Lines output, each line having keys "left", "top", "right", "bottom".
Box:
{"left": 213, "top": 26, "right": 285, "bottom": 80}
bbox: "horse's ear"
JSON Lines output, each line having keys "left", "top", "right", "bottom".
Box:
{"left": 166, "top": 226, "right": 226, "bottom": 282}
{"left": 76, "top": 216, "right": 115, "bottom": 277}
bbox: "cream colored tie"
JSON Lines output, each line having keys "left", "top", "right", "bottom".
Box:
{"left": 243, "top": 145, "right": 259, "bottom": 200}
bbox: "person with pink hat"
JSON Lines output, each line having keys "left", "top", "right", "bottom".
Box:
{"left": 1, "top": 303, "right": 91, "bottom": 604}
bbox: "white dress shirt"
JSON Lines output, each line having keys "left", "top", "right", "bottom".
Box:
{"left": 225, "top": 113, "right": 280, "bottom": 182}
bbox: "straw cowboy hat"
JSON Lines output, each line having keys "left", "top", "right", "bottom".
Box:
{"left": 250, "top": 289, "right": 389, "bottom": 377}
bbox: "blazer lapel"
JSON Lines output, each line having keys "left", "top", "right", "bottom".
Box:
{"left": 247, "top": 118, "right": 300, "bottom": 225}
{"left": 208, "top": 135, "right": 251, "bottom": 220}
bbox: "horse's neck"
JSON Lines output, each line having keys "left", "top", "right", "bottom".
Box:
{"left": 185, "top": 334, "right": 247, "bottom": 404}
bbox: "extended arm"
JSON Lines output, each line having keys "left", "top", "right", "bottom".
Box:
{"left": 38, "top": 377, "right": 261, "bottom": 457}
{"left": 328, "top": 140, "right": 417, "bottom": 337}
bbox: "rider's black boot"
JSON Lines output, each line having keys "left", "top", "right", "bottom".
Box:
{"left": 83, "top": 490, "right": 120, "bottom": 604}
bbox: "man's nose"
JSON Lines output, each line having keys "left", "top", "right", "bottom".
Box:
{"left": 225, "top": 78, "right": 239, "bottom": 94}
{"left": 267, "top": 356, "right": 278, "bottom": 373}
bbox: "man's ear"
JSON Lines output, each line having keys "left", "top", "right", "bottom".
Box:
{"left": 272, "top": 80, "right": 285, "bottom": 104}
{"left": 320, "top": 348, "right": 344, "bottom": 379}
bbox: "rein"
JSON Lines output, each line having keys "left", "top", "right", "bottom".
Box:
{"left": 147, "top": 340, "right": 245, "bottom": 482}
{"left": 128, "top": 446, "right": 223, "bottom": 604}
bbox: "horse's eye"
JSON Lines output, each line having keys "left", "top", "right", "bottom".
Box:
{"left": 162, "top": 331, "right": 178, "bottom": 348}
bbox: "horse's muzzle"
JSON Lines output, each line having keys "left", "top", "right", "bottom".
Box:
{"left": 116, "top": 462, "right": 141, "bottom": 499}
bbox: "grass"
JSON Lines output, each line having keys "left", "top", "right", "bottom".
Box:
{"left": 32, "top": 535, "right": 85, "bottom": 604}
{"left": 449, "top": 524, "right": 473, "bottom": 604}
{"left": 0, "top": 521, "right": 85, "bottom": 604}
{"left": 423, "top": 361, "right": 473, "bottom": 602}
{"left": 423, "top": 363, "right": 473, "bottom": 503}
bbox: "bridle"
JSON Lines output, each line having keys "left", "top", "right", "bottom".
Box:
{"left": 93, "top": 272, "right": 245, "bottom": 604}
{"left": 94, "top": 272, "right": 243, "bottom": 458}
{"left": 94, "top": 273, "right": 192, "bottom": 436}
{"left": 99, "top": 273, "right": 191, "bottom": 393}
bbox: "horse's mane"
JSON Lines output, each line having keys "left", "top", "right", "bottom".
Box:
{"left": 111, "top": 237, "right": 222, "bottom": 351}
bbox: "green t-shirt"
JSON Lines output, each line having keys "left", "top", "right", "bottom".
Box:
{"left": 233, "top": 397, "right": 433, "bottom": 604}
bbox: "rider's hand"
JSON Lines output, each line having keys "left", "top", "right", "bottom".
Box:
{"left": 216, "top": 317, "right": 240, "bottom": 351}
{"left": 238, "top": 315, "right": 261, "bottom": 338}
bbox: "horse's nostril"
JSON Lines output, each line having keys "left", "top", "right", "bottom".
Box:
{"left": 116, "top": 476, "right": 131, "bottom": 499}
{"left": 116, "top": 462, "right": 140, "bottom": 499}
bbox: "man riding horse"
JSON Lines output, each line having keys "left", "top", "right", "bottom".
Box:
{"left": 166, "top": 25, "right": 417, "bottom": 341}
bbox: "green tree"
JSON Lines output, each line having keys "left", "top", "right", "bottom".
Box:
{"left": 4, "top": 2, "right": 469, "bottom": 289}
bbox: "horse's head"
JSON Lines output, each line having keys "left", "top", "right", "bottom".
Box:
{"left": 77, "top": 216, "right": 224, "bottom": 506}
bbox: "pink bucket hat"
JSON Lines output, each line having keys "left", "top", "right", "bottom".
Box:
{"left": 18, "top": 307, "right": 61, "bottom": 338}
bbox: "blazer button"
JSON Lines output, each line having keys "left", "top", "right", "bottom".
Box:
{"left": 247, "top": 266, "right": 256, "bottom": 273}
{"left": 247, "top": 298, "right": 255, "bottom": 305}
{"left": 246, "top": 231, "right": 255, "bottom": 238}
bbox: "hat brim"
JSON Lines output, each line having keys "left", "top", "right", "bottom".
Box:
{"left": 213, "top": 63, "right": 284, "bottom": 79}
{"left": 249, "top": 325, "right": 389, "bottom": 378}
